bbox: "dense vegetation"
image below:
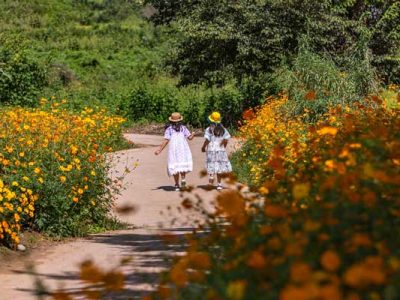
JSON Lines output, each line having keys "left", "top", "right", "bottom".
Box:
{"left": 2, "top": 0, "right": 399, "bottom": 128}
{"left": 0, "top": 101, "right": 128, "bottom": 245}
{"left": 0, "top": 0, "right": 171, "bottom": 112}
{"left": 148, "top": 0, "right": 400, "bottom": 85}
{"left": 0, "top": 0, "right": 249, "bottom": 127}
{"left": 150, "top": 94, "right": 400, "bottom": 300}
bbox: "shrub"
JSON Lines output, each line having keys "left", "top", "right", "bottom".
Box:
{"left": 126, "top": 81, "right": 246, "bottom": 128}
{"left": 0, "top": 48, "right": 47, "bottom": 106}
{"left": 271, "top": 47, "right": 378, "bottom": 119}
{"left": 204, "top": 84, "right": 245, "bottom": 128}
{"left": 0, "top": 99, "right": 126, "bottom": 245}
{"left": 127, "top": 82, "right": 179, "bottom": 123}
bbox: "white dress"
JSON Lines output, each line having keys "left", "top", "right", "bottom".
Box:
{"left": 204, "top": 127, "right": 232, "bottom": 174}
{"left": 164, "top": 125, "right": 193, "bottom": 176}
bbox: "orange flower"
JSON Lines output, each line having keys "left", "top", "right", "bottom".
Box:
{"left": 305, "top": 90, "right": 317, "bottom": 101}
{"left": 290, "top": 262, "right": 312, "bottom": 283}
{"left": 188, "top": 251, "right": 211, "bottom": 270}
{"left": 264, "top": 204, "right": 288, "bottom": 218}
{"left": 170, "top": 259, "right": 189, "bottom": 287}
{"left": 317, "top": 126, "right": 338, "bottom": 136}
{"left": 242, "top": 108, "right": 255, "bottom": 120}
{"left": 157, "top": 285, "right": 172, "bottom": 299}
{"left": 320, "top": 250, "right": 341, "bottom": 272}
{"left": 217, "top": 191, "right": 245, "bottom": 218}
{"left": 343, "top": 256, "right": 386, "bottom": 288}
{"left": 80, "top": 260, "right": 103, "bottom": 283}
{"left": 103, "top": 270, "right": 125, "bottom": 291}
{"left": 246, "top": 250, "right": 267, "bottom": 269}
{"left": 280, "top": 283, "right": 318, "bottom": 300}
{"left": 319, "top": 284, "right": 342, "bottom": 300}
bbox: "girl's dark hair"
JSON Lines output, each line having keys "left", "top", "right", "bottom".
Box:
{"left": 166, "top": 121, "right": 183, "bottom": 132}
{"left": 213, "top": 123, "right": 225, "bottom": 137}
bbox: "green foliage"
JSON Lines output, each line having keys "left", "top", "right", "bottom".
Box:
{"left": 126, "top": 81, "right": 180, "bottom": 123}
{"left": 124, "top": 80, "right": 245, "bottom": 127}
{"left": 0, "top": 0, "right": 173, "bottom": 110}
{"left": 271, "top": 45, "right": 379, "bottom": 118}
{"left": 147, "top": 0, "right": 400, "bottom": 86}
{"left": 0, "top": 48, "right": 47, "bottom": 106}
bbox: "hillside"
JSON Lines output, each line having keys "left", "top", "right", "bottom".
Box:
{"left": 0, "top": 0, "right": 172, "bottom": 112}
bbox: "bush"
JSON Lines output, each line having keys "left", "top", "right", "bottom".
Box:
{"left": 0, "top": 48, "right": 47, "bottom": 106}
{"left": 126, "top": 82, "right": 179, "bottom": 123}
{"left": 126, "top": 81, "right": 246, "bottom": 128}
{"left": 204, "top": 84, "right": 245, "bottom": 128}
{"left": 271, "top": 46, "right": 378, "bottom": 119}
{"left": 0, "top": 99, "right": 126, "bottom": 245}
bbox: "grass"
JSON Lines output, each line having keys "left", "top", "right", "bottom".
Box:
{"left": 0, "top": 0, "right": 173, "bottom": 111}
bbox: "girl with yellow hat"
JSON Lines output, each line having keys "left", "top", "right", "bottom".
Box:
{"left": 201, "top": 112, "right": 232, "bottom": 190}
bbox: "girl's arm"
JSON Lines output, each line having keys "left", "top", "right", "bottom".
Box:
{"left": 201, "top": 139, "right": 210, "bottom": 152}
{"left": 220, "top": 139, "right": 228, "bottom": 148}
{"left": 155, "top": 139, "right": 169, "bottom": 155}
{"left": 220, "top": 128, "right": 231, "bottom": 147}
{"left": 188, "top": 131, "right": 196, "bottom": 140}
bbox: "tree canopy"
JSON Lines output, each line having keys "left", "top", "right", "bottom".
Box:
{"left": 146, "top": 0, "right": 400, "bottom": 85}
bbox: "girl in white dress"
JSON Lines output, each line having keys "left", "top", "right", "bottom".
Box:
{"left": 155, "top": 112, "right": 195, "bottom": 191}
{"left": 201, "top": 112, "right": 232, "bottom": 190}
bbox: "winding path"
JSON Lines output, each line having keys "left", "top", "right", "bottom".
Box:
{"left": 1, "top": 134, "right": 225, "bottom": 299}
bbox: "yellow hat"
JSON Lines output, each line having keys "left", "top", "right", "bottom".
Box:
{"left": 208, "top": 111, "right": 221, "bottom": 123}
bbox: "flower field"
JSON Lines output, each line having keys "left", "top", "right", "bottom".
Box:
{"left": 149, "top": 92, "right": 400, "bottom": 299}
{"left": 0, "top": 100, "right": 125, "bottom": 246}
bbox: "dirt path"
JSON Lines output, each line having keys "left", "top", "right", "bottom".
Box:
{"left": 0, "top": 134, "right": 223, "bottom": 299}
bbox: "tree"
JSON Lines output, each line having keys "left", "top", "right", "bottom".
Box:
{"left": 146, "top": 0, "right": 400, "bottom": 85}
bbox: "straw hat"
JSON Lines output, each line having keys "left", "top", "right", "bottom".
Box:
{"left": 169, "top": 112, "right": 183, "bottom": 122}
{"left": 208, "top": 111, "right": 221, "bottom": 123}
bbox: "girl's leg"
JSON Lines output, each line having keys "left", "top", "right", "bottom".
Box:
{"left": 180, "top": 172, "right": 186, "bottom": 187}
{"left": 217, "top": 173, "right": 222, "bottom": 184}
{"left": 209, "top": 173, "right": 215, "bottom": 185}
{"left": 173, "top": 173, "right": 180, "bottom": 187}
{"left": 217, "top": 173, "right": 223, "bottom": 190}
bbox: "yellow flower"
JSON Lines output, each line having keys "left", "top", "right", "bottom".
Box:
{"left": 70, "top": 145, "right": 79, "bottom": 155}
{"left": 14, "top": 213, "right": 20, "bottom": 222}
{"left": 325, "top": 160, "right": 336, "bottom": 170}
{"left": 60, "top": 176, "right": 67, "bottom": 183}
{"left": 227, "top": 280, "right": 246, "bottom": 300}
{"left": 34, "top": 167, "right": 41, "bottom": 174}
{"left": 292, "top": 183, "right": 310, "bottom": 200}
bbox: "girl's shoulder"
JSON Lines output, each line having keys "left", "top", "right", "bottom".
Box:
{"left": 164, "top": 125, "right": 172, "bottom": 133}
